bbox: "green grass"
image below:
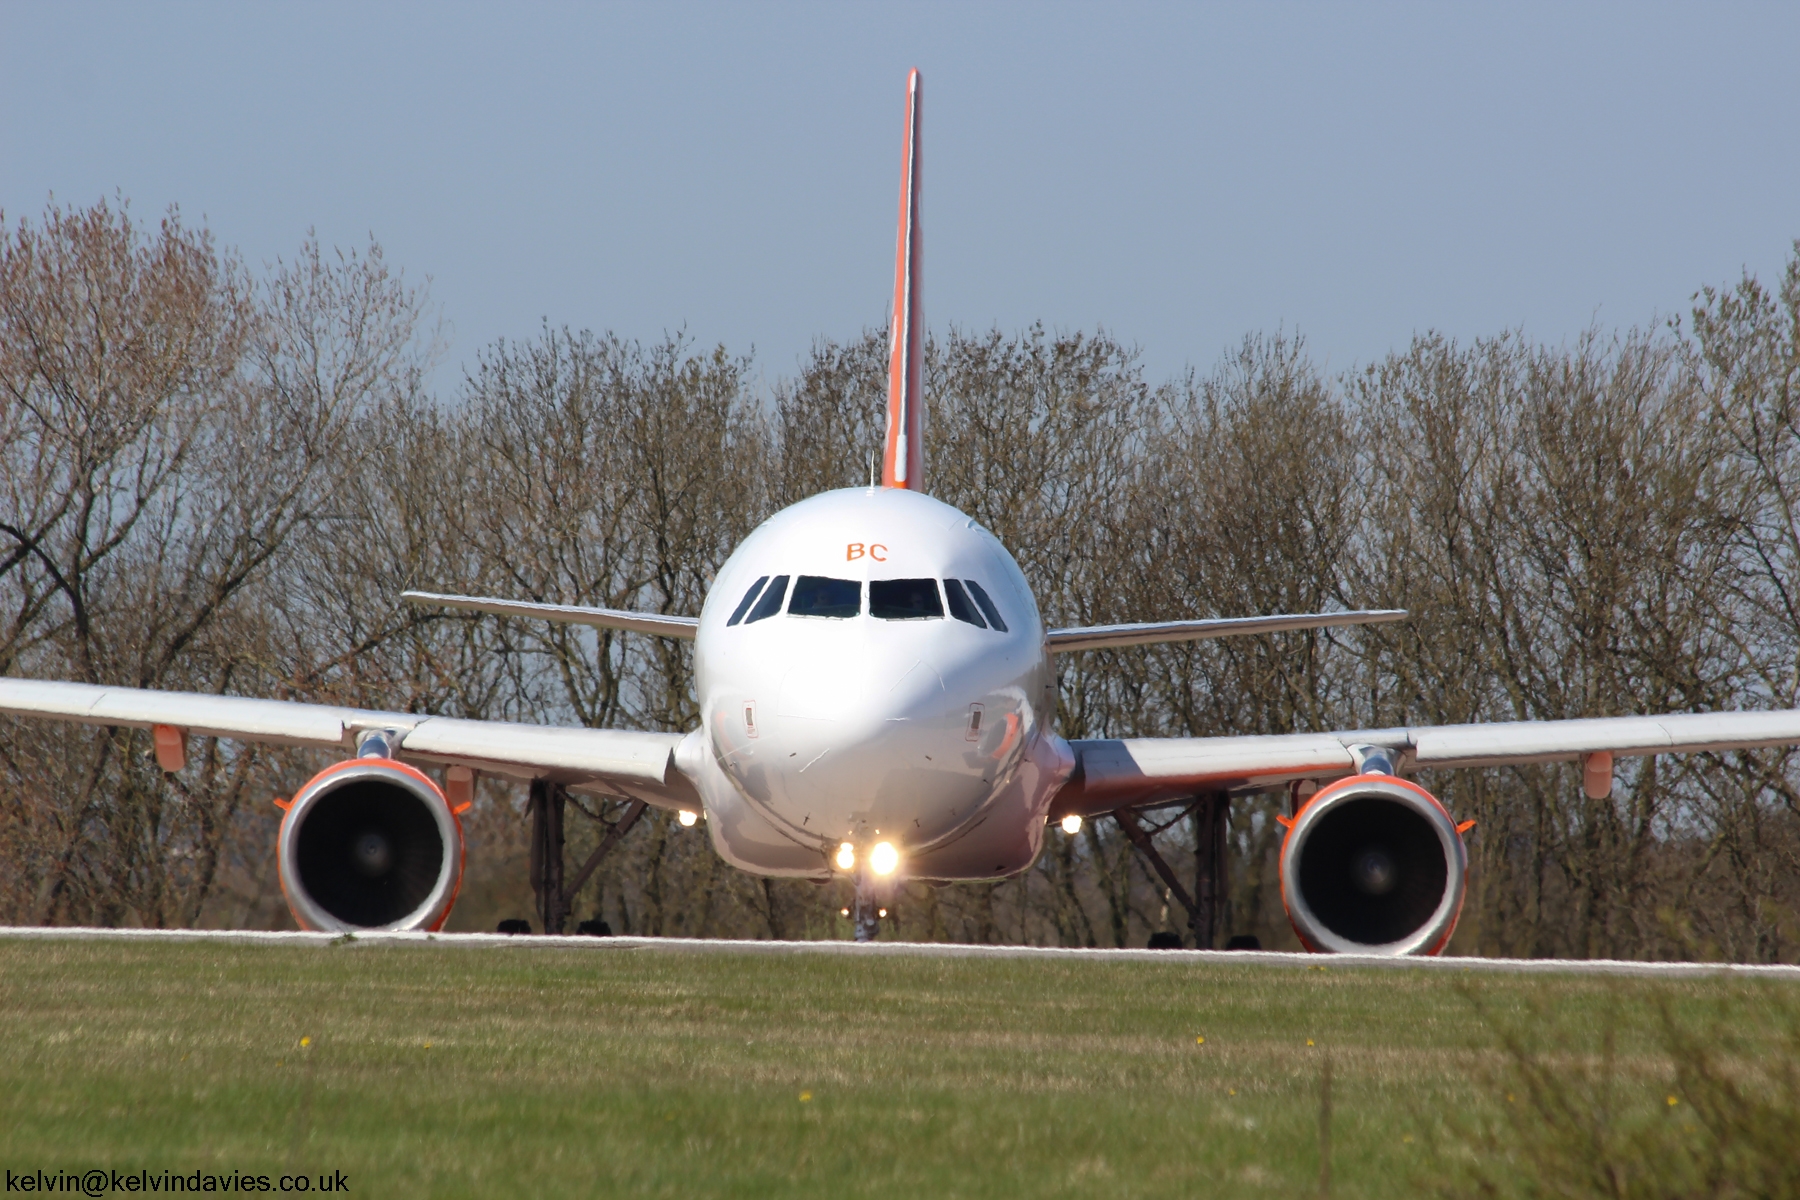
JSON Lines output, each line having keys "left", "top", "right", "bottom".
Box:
{"left": 0, "top": 938, "right": 1791, "bottom": 1198}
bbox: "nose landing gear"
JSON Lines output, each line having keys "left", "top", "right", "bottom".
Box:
{"left": 850, "top": 869, "right": 892, "bottom": 942}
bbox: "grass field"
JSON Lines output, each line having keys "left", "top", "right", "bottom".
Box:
{"left": 1, "top": 937, "right": 1794, "bottom": 1198}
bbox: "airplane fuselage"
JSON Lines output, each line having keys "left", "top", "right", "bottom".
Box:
{"left": 673, "top": 487, "right": 1076, "bottom": 881}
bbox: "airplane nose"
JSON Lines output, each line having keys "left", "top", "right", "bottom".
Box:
{"left": 777, "top": 656, "right": 945, "bottom": 760}
{"left": 758, "top": 651, "right": 988, "bottom": 838}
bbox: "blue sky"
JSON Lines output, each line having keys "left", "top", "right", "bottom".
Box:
{"left": 4, "top": 2, "right": 1796, "bottom": 393}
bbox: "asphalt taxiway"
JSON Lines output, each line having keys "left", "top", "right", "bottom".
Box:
{"left": 5, "top": 925, "right": 1799, "bottom": 979}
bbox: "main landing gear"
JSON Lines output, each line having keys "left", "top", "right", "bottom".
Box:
{"left": 523, "top": 779, "right": 648, "bottom": 935}
{"left": 1114, "top": 791, "right": 1231, "bottom": 949}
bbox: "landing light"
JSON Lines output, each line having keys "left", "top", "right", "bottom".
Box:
{"left": 869, "top": 841, "right": 899, "bottom": 876}
{"left": 677, "top": 810, "right": 699, "bottom": 827}
{"left": 835, "top": 843, "right": 856, "bottom": 871}
{"left": 1060, "top": 815, "right": 1083, "bottom": 835}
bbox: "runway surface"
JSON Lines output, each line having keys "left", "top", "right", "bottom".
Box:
{"left": 4, "top": 925, "right": 1799, "bottom": 979}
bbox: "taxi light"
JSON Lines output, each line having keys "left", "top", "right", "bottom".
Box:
{"left": 677, "top": 810, "right": 699, "bottom": 827}
{"left": 869, "top": 841, "right": 899, "bottom": 876}
{"left": 835, "top": 843, "right": 856, "bottom": 871}
{"left": 1060, "top": 814, "right": 1083, "bottom": 835}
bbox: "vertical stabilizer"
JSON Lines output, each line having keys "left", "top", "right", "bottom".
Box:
{"left": 883, "top": 69, "right": 924, "bottom": 490}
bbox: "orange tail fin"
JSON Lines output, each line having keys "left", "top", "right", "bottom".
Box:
{"left": 883, "top": 69, "right": 924, "bottom": 490}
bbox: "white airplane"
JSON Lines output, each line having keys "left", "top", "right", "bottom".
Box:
{"left": 7, "top": 69, "right": 1800, "bottom": 955}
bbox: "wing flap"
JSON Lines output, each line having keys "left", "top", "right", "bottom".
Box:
{"left": 1412, "top": 709, "right": 1800, "bottom": 767}
{"left": 1045, "top": 609, "right": 1407, "bottom": 653}
{"left": 1056, "top": 708, "right": 1800, "bottom": 815}
{"left": 0, "top": 677, "right": 693, "bottom": 805}
{"left": 0, "top": 678, "right": 363, "bottom": 748}
{"left": 402, "top": 591, "right": 699, "bottom": 640}
{"left": 1058, "top": 734, "right": 1356, "bottom": 816}
{"left": 398, "top": 717, "right": 679, "bottom": 786}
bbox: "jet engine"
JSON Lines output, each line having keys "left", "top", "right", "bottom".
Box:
{"left": 1279, "top": 773, "right": 1466, "bottom": 956}
{"left": 276, "top": 757, "right": 465, "bottom": 932}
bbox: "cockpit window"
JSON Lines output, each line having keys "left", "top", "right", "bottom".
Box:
{"left": 744, "top": 575, "right": 789, "bottom": 624}
{"left": 788, "top": 576, "right": 862, "bottom": 618}
{"left": 965, "top": 579, "right": 1008, "bottom": 632}
{"left": 727, "top": 575, "right": 770, "bottom": 626}
{"left": 942, "top": 579, "right": 987, "bottom": 628}
{"left": 870, "top": 578, "right": 944, "bottom": 620}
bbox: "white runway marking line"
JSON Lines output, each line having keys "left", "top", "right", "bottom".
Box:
{"left": 3, "top": 926, "right": 1799, "bottom": 979}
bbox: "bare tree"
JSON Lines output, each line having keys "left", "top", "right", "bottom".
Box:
{"left": 4, "top": 195, "right": 1797, "bottom": 958}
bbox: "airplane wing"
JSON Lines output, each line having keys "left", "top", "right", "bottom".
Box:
{"left": 1051, "top": 708, "right": 1800, "bottom": 817}
{"left": 0, "top": 677, "right": 699, "bottom": 810}
{"left": 401, "top": 590, "right": 699, "bottom": 640}
{"left": 1044, "top": 609, "right": 1407, "bottom": 652}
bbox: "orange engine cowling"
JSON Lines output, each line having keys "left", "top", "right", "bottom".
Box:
{"left": 1278, "top": 774, "right": 1467, "bottom": 956}
{"left": 276, "top": 757, "right": 465, "bottom": 932}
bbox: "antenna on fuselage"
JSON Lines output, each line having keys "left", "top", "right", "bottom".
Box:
{"left": 882, "top": 68, "right": 924, "bottom": 492}
{"left": 868, "top": 450, "right": 877, "bottom": 488}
